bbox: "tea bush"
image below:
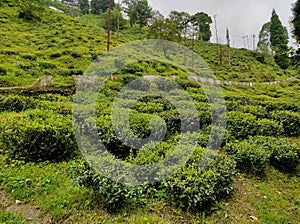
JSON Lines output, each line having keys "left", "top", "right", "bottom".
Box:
{"left": 271, "top": 110, "right": 300, "bottom": 136}
{"left": 0, "top": 109, "right": 77, "bottom": 162}
{"left": 224, "top": 141, "right": 271, "bottom": 176}
{"left": 162, "top": 149, "right": 236, "bottom": 212}
{"left": 248, "top": 136, "right": 300, "bottom": 173}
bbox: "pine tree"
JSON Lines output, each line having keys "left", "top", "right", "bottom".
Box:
{"left": 270, "top": 9, "right": 288, "bottom": 51}
{"left": 292, "top": 0, "right": 300, "bottom": 43}
{"left": 270, "top": 9, "right": 289, "bottom": 69}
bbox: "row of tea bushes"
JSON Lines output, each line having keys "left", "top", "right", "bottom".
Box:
{"left": 0, "top": 109, "right": 77, "bottom": 162}
{"left": 72, "top": 146, "right": 237, "bottom": 212}
{"left": 224, "top": 136, "right": 300, "bottom": 175}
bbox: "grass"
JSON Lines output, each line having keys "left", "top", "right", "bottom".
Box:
{"left": 0, "top": 153, "right": 299, "bottom": 223}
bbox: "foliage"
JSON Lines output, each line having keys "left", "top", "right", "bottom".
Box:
{"left": 168, "top": 10, "right": 191, "bottom": 34}
{"left": 224, "top": 136, "right": 300, "bottom": 175}
{"left": 292, "top": 0, "right": 300, "bottom": 43}
{"left": 79, "top": 0, "right": 89, "bottom": 14}
{"left": 163, "top": 150, "right": 236, "bottom": 212}
{"left": 91, "top": 0, "right": 114, "bottom": 15}
{"left": 257, "top": 22, "right": 271, "bottom": 54}
{"left": 193, "top": 12, "right": 212, "bottom": 41}
{"left": 270, "top": 9, "right": 289, "bottom": 69}
{"left": 271, "top": 110, "right": 300, "bottom": 136}
{"left": 17, "top": 0, "right": 44, "bottom": 21}
{"left": 249, "top": 136, "right": 300, "bottom": 173}
{"left": 224, "top": 140, "right": 272, "bottom": 176}
{"left": 0, "top": 109, "right": 77, "bottom": 162}
{"left": 123, "top": 0, "right": 153, "bottom": 28}
{"left": 72, "top": 161, "right": 147, "bottom": 211}
{"left": 101, "top": 4, "right": 127, "bottom": 32}
{"left": 147, "top": 19, "right": 181, "bottom": 57}
{"left": 226, "top": 111, "right": 257, "bottom": 139}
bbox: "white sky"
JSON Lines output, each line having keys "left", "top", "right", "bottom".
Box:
{"left": 146, "top": 0, "right": 297, "bottom": 48}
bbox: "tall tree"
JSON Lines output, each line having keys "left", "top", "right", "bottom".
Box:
{"left": 193, "top": 12, "right": 212, "bottom": 41}
{"left": 123, "top": 0, "right": 153, "bottom": 28}
{"left": 292, "top": 0, "right": 300, "bottom": 43}
{"left": 91, "top": 0, "right": 114, "bottom": 15}
{"left": 270, "top": 9, "right": 289, "bottom": 69}
{"left": 147, "top": 19, "right": 181, "bottom": 57}
{"left": 101, "top": 4, "right": 126, "bottom": 32}
{"left": 257, "top": 22, "right": 271, "bottom": 54}
{"left": 79, "top": 0, "right": 89, "bottom": 14}
{"left": 168, "top": 11, "right": 191, "bottom": 34}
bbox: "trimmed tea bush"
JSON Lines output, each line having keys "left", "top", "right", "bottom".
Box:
{"left": 163, "top": 149, "right": 236, "bottom": 212}
{"left": 226, "top": 111, "right": 257, "bottom": 139}
{"left": 0, "top": 109, "right": 77, "bottom": 162}
{"left": 271, "top": 110, "right": 300, "bottom": 136}
{"left": 0, "top": 94, "right": 36, "bottom": 112}
{"left": 248, "top": 136, "right": 300, "bottom": 173}
{"left": 224, "top": 140, "right": 271, "bottom": 176}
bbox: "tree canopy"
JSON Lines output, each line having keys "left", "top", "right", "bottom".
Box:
{"left": 270, "top": 9, "right": 289, "bottom": 69}
{"left": 123, "top": 0, "right": 153, "bottom": 28}
{"left": 257, "top": 22, "right": 271, "bottom": 54}
{"left": 168, "top": 11, "right": 191, "bottom": 33}
{"left": 193, "top": 12, "right": 212, "bottom": 41}
{"left": 292, "top": 0, "right": 300, "bottom": 43}
{"left": 91, "top": 0, "right": 114, "bottom": 15}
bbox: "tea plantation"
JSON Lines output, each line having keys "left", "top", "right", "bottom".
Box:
{"left": 0, "top": 1, "right": 299, "bottom": 223}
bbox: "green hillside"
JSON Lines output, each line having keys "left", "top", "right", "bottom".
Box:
{"left": 0, "top": 1, "right": 299, "bottom": 224}
{"left": 0, "top": 1, "right": 297, "bottom": 88}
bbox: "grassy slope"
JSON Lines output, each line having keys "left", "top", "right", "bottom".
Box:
{"left": 0, "top": 3, "right": 298, "bottom": 88}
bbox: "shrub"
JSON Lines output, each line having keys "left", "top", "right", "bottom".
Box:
{"left": 226, "top": 111, "right": 257, "bottom": 139}
{"left": 163, "top": 149, "right": 236, "bottom": 212}
{"left": 0, "top": 109, "right": 77, "bottom": 162}
{"left": 0, "top": 94, "right": 36, "bottom": 112}
{"left": 248, "top": 136, "right": 300, "bottom": 173}
{"left": 71, "top": 161, "right": 147, "bottom": 212}
{"left": 224, "top": 141, "right": 271, "bottom": 176}
{"left": 271, "top": 110, "right": 300, "bottom": 136}
{"left": 256, "top": 118, "right": 283, "bottom": 136}
{"left": 0, "top": 66, "right": 7, "bottom": 75}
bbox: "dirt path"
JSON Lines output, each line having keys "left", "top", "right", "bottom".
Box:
{"left": 0, "top": 190, "right": 53, "bottom": 223}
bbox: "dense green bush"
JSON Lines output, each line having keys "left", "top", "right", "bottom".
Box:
{"left": 256, "top": 118, "right": 283, "bottom": 136}
{"left": 224, "top": 140, "right": 271, "bottom": 176}
{"left": 0, "top": 109, "right": 77, "bottom": 162}
{"left": 72, "top": 161, "right": 147, "bottom": 211}
{"left": 249, "top": 136, "right": 300, "bottom": 173}
{"left": 162, "top": 149, "right": 236, "bottom": 212}
{"left": 271, "top": 110, "right": 300, "bottom": 136}
{"left": 226, "top": 111, "right": 257, "bottom": 139}
{"left": 0, "top": 94, "right": 36, "bottom": 112}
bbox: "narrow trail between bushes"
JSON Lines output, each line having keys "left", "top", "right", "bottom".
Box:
{"left": 0, "top": 190, "right": 53, "bottom": 223}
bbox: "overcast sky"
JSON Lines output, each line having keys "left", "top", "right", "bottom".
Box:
{"left": 146, "top": 0, "right": 297, "bottom": 48}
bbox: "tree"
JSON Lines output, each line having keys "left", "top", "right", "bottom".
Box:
{"left": 101, "top": 4, "right": 126, "bottom": 32}
{"left": 17, "top": 0, "right": 45, "bottom": 21}
{"left": 168, "top": 11, "right": 191, "bottom": 34}
{"left": 270, "top": 9, "right": 289, "bottom": 51}
{"left": 147, "top": 19, "right": 181, "bottom": 57}
{"left": 292, "top": 0, "right": 300, "bottom": 43}
{"left": 123, "top": 0, "right": 153, "bottom": 28}
{"left": 91, "top": 0, "right": 114, "bottom": 15}
{"left": 257, "top": 22, "right": 271, "bottom": 54}
{"left": 193, "top": 12, "right": 212, "bottom": 41}
{"left": 270, "top": 9, "right": 289, "bottom": 69}
{"left": 79, "top": 0, "right": 89, "bottom": 14}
